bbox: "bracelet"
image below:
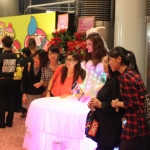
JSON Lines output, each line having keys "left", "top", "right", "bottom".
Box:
{"left": 47, "top": 90, "right": 50, "bottom": 93}
{"left": 115, "top": 100, "right": 119, "bottom": 107}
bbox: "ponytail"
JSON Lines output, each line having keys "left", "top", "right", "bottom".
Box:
{"left": 109, "top": 46, "right": 140, "bottom": 74}
{"left": 128, "top": 51, "right": 140, "bottom": 74}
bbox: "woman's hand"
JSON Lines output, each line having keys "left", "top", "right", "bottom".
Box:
{"left": 46, "top": 91, "right": 50, "bottom": 97}
{"left": 89, "top": 97, "right": 101, "bottom": 108}
{"left": 33, "top": 82, "right": 41, "bottom": 88}
{"left": 87, "top": 102, "right": 95, "bottom": 111}
{"left": 22, "top": 94, "right": 27, "bottom": 103}
{"left": 111, "top": 99, "right": 118, "bottom": 108}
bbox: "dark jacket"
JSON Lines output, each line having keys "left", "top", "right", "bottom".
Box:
{"left": 0, "top": 50, "right": 17, "bottom": 78}
{"left": 94, "top": 77, "right": 124, "bottom": 147}
{"left": 20, "top": 56, "right": 33, "bottom": 67}
{"left": 21, "top": 62, "right": 45, "bottom": 95}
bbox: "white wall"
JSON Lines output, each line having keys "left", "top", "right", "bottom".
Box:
{"left": 114, "top": 0, "right": 146, "bottom": 82}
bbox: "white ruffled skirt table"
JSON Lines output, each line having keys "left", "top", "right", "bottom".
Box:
{"left": 23, "top": 96, "right": 97, "bottom": 150}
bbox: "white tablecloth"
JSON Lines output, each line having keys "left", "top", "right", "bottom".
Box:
{"left": 23, "top": 96, "right": 97, "bottom": 150}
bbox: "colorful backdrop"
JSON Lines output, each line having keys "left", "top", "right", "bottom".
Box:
{"left": 0, "top": 12, "right": 56, "bottom": 52}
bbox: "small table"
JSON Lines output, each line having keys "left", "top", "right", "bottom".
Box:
{"left": 23, "top": 96, "right": 96, "bottom": 150}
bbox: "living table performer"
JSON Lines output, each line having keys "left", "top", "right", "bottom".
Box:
{"left": 81, "top": 27, "right": 108, "bottom": 98}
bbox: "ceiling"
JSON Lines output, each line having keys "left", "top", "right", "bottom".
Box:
{"left": 19, "top": 0, "right": 75, "bottom": 14}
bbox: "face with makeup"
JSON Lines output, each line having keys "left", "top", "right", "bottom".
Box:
{"left": 65, "top": 55, "right": 78, "bottom": 68}
{"left": 86, "top": 39, "right": 93, "bottom": 53}
{"left": 109, "top": 56, "right": 121, "bottom": 72}
{"left": 48, "top": 51, "right": 59, "bottom": 62}
{"left": 103, "top": 55, "right": 109, "bottom": 73}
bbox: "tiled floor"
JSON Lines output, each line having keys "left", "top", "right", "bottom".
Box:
{"left": 0, "top": 112, "right": 26, "bottom": 150}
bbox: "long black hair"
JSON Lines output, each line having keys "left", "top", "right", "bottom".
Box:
{"left": 47, "top": 45, "right": 60, "bottom": 54}
{"left": 109, "top": 46, "right": 140, "bottom": 74}
{"left": 61, "top": 52, "right": 86, "bottom": 84}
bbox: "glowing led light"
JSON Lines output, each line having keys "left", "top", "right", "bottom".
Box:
{"left": 91, "top": 71, "right": 94, "bottom": 74}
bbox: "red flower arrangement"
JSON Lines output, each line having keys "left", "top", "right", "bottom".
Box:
{"left": 48, "top": 29, "right": 72, "bottom": 54}
{"left": 66, "top": 32, "right": 86, "bottom": 60}
{"left": 48, "top": 29, "right": 86, "bottom": 62}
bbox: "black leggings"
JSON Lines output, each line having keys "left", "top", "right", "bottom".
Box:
{"left": 119, "top": 137, "right": 150, "bottom": 150}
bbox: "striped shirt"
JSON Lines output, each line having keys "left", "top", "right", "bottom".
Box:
{"left": 118, "top": 68, "right": 150, "bottom": 140}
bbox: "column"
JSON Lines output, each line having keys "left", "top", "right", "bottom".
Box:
{"left": 0, "top": 0, "right": 19, "bottom": 17}
{"left": 114, "top": 0, "right": 146, "bottom": 82}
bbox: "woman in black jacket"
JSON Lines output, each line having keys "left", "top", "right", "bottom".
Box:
{"left": 21, "top": 49, "right": 48, "bottom": 116}
{"left": 88, "top": 55, "right": 124, "bottom": 150}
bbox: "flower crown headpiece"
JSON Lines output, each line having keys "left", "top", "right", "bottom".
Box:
{"left": 86, "top": 27, "right": 102, "bottom": 38}
{"left": 86, "top": 27, "right": 109, "bottom": 51}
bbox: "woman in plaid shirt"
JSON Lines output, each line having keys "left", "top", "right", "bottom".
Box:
{"left": 34, "top": 45, "right": 60, "bottom": 95}
{"left": 109, "top": 46, "right": 150, "bottom": 150}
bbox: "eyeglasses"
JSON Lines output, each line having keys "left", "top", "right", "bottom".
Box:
{"left": 48, "top": 52, "right": 58, "bottom": 56}
{"left": 65, "top": 58, "right": 75, "bottom": 62}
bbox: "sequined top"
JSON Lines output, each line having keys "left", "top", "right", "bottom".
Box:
{"left": 81, "top": 60, "right": 106, "bottom": 97}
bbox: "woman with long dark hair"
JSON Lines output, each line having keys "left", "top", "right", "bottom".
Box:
{"left": 88, "top": 55, "right": 123, "bottom": 150}
{"left": 46, "top": 52, "right": 86, "bottom": 97}
{"left": 34, "top": 45, "right": 60, "bottom": 92}
{"left": 21, "top": 49, "right": 48, "bottom": 117}
{"left": 109, "top": 46, "right": 150, "bottom": 150}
